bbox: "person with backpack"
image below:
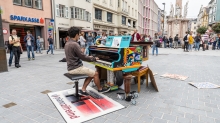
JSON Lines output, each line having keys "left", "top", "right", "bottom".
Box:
{"left": 194, "top": 33, "right": 201, "bottom": 51}
{"left": 183, "top": 32, "right": 189, "bottom": 52}
{"left": 152, "top": 33, "right": 160, "bottom": 56}
{"left": 47, "top": 36, "right": 54, "bottom": 55}
{"left": 8, "top": 29, "right": 23, "bottom": 68}
{"left": 24, "top": 30, "right": 35, "bottom": 60}
{"left": 174, "top": 34, "right": 179, "bottom": 49}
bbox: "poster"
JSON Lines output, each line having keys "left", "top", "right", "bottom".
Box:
{"left": 48, "top": 86, "right": 124, "bottom": 123}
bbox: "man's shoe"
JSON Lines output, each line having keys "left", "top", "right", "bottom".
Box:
{"left": 32, "top": 58, "right": 35, "bottom": 60}
{"left": 28, "top": 58, "right": 31, "bottom": 61}
{"left": 98, "top": 87, "right": 111, "bottom": 93}
{"left": 9, "top": 64, "right": 11, "bottom": 67}
{"left": 18, "top": 64, "right": 21, "bottom": 67}
{"left": 47, "top": 52, "right": 48, "bottom": 54}
{"left": 15, "top": 65, "right": 19, "bottom": 68}
{"left": 79, "top": 90, "right": 90, "bottom": 96}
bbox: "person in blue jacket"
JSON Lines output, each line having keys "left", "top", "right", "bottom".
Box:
{"left": 24, "top": 30, "right": 35, "bottom": 60}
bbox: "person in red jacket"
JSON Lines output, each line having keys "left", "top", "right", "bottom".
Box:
{"left": 131, "top": 29, "right": 141, "bottom": 42}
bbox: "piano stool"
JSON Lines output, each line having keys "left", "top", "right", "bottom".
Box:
{"left": 130, "top": 66, "right": 149, "bottom": 93}
{"left": 64, "top": 73, "right": 90, "bottom": 102}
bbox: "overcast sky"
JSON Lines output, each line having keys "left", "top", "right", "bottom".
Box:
{"left": 155, "top": 0, "right": 210, "bottom": 18}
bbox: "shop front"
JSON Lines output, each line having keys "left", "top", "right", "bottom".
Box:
{"left": 2, "top": 14, "right": 53, "bottom": 51}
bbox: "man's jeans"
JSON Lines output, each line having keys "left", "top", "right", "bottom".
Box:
{"left": 184, "top": 42, "right": 189, "bottom": 51}
{"left": 8, "top": 50, "right": 14, "bottom": 65}
{"left": 36, "top": 44, "right": 41, "bottom": 53}
{"left": 195, "top": 42, "right": 200, "bottom": 51}
{"left": 86, "top": 42, "right": 93, "bottom": 55}
{"left": 152, "top": 45, "right": 158, "bottom": 55}
{"left": 170, "top": 43, "right": 172, "bottom": 48}
{"left": 47, "top": 44, "right": 54, "bottom": 54}
{"left": 174, "top": 41, "right": 178, "bottom": 48}
{"left": 27, "top": 45, "right": 35, "bottom": 59}
{"left": 164, "top": 41, "right": 167, "bottom": 48}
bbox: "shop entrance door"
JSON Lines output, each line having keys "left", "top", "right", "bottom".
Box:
{"left": 59, "top": 31, "right": 68, "bottom": 49}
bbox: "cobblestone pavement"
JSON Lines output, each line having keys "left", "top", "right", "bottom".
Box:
{"left": 0, "top": 48, "right": 220, "bottom": 123}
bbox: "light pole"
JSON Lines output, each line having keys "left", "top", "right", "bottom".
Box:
{"left": 0, "top": 6, "right": 8, "bottom": 72}
{"left": 162, "top": 3, "right": 165, "bottom": 36}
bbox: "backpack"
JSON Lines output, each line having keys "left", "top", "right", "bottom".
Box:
{"left": 156, "top": 40, "right": 161, "bottom": 47}
{"left": 183, "top": 35, "right": 188, "bottom": 42}
{"left": 8, "top": 36, "right": 14, "bottom": 50}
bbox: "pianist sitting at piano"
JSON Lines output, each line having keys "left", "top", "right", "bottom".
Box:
{"left": 65, "top": 27, "right": 110, "bottom": 96}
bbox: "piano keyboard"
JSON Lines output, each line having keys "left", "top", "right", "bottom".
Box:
{"left": 95, "top": 60, "right": 112, "bottom": 67}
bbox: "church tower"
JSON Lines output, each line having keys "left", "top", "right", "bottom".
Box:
{"left": 175, "top": 0, "right": 182, "bottom": 16}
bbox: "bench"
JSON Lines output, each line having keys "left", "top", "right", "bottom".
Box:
{"left": 64, "top": 73, "right": 89, "bottom": 102}
{"left": 130, "top": 66, "right": 149, "bottom": 93}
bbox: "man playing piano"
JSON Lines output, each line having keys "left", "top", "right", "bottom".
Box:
{"left": 65, "top": 27, "right": 110, "bottom": 96}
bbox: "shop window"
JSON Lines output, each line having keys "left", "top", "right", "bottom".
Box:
{"left": 34, "top": 0, "right": 42, "bottom": 9}
{"left": 13, "top": 0, "right": 22, "bottom": 5}
{"left": 122, "top": 16, "right": 126, "bottom": 25}
{"left": 95, "top": 8, "right": 102, "bottom": 20}
{"left": 24, "top": 0, "right": 32, "bottom": 7}
{"left": 133, "top": 21, "right": 136, "bottom": 28}
{"left": 107, "top": 12, "right": 112, "bottom": 22}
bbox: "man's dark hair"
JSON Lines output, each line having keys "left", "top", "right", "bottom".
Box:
{"left": 68, "top": 27, "right": 80, "bottom": 38}
{"left": 27, "top": 30, "right": 31, "bottom": 33}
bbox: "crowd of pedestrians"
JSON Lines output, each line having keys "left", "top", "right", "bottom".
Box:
{"left": 7, "top": 29, "right": 54, "bottom": 68}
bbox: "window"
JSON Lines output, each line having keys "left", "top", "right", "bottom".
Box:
{"left": 13, "top": 0, "right": 22, "bottom": 5}
{"left": 71, "top": 7, "right": 90, "bottom": 21}
{"left": 110, "top": 0, "right": 112, "bottom": 5}
{"left": 194, "top": 26, "right": 196, "bottom": 29}
{"left": 132, "top": 8, "right": 134, "bottom": 16}
{"left": 59, "top": 5, "right": 65, "bottom": 17}
{"left": 107, "top": 12, "right": 112, "bottom": 22}
{"left": 34, "top": 0, "right": 42, "bottom": 9}
{"left": 125, "top": 2, "right": 127, "bottom": 11}
{"left": 95, "top": 8, "right": 102, "bottom": 20}
{"left": 128, "top": 6, "right": 130, "bottom": 14}
{"left": 86, "top": 0, "right": 91, "bottom": 2}
{"left": 24, "top": 0, "right": 32, "bottom": 7}
{"left": 133, "top": 21, "right": 136, "bottom": 28}
{"left": 65, "top": 7, "right": 69, "bottom": 18}
{"left": 122, "top": 16, "right": 126, "bottom": 25}
{"left": 213, "top": 16, "right": 216, "bottom": 21}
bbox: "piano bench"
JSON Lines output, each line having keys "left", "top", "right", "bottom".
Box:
{"left": 64, "top": 73, "right": 89, "bottom": 97}
{"left": 130, "top": 66, "right": 149, "bottom": 93}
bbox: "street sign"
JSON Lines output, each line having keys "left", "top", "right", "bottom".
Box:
{"left": 3, "top": 29, "right": 8, "bottom": 34}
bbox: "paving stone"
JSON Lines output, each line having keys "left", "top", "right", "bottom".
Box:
{"left": 162, "top": 114, "right": 177, "bottom": 122}
{"left": 153, "top": 118, "right": 167, "bottom": 123}
{"left": 199, "top": 116, "right": 215, "bottom": 123}
{"left": 139, "top": 115, "right": 154, "bottom": 123}
{"left": 177, "top": 117, "right": 191, "bottom": 123}
{"left": 184, "top": 113, "right": 199, "bottom": 121}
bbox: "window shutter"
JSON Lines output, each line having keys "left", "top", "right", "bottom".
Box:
{"left": 65, "top": 7, "right": 69, "bottom": 18}
{"left": 56, "top": 4, "right": 60, "bottom": 17}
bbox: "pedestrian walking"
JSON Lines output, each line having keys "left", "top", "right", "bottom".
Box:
{"left": 24, "top": 30, "right": 35, "bottom": 60}
{"left": 79, "top": 32, "right": 86, "bottom": 53}
{"left": 9, "top": 29, "right": 23, "bottom": 68}
{"left": 194, "top": 33, "right": 201, "bottom": 51}
{"left": 183, "top": 32, "right": 189, "bottom": 52}
{"left": 86, "top": 32, "right": 94, "bottom": 55}
{"left": 36, "top": 36, "right": 42, "bottom": 54}
{"left": 47, "top": 36, "right": 54, "bottom": 55}
{"left": 131, "top": 29, "right": 141, "bottom": 42}
{"left": 152, "top": 33, "right": 160, "bottom": 56}
{"left": 169, "top": 36, "right": 173, "bottom": 48}
{"left": 174, "top": 34, "right": 179, "bottom": 49}
{"left": 188, "top": 32, "right": 194, "bottom": 52}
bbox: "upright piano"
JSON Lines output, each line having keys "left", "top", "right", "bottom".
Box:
{"left": 89, "top": 36, "right": 144, "bottom": 87}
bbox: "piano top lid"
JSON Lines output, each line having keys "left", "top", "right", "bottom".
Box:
{"left": 130, "top": 42, "right": 153, "bottom": 45}
{"left": 104, "top": 36, "right": 132, "bottom": 48}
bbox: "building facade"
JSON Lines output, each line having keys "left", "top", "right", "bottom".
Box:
{"left": 52, "top": 0, "right": 93, "bottom": 49}
{"left": 190, "top": 19, "right": 198, "bottom": 34}
{"left": 93, "top": 0, "right": 138, "bottom": 35}
{"left": 138, "top": 0, "right": 150, "bottom": 35}
{"left": 0, "top": 0, "right": 52, "bottom": 50}
{"left": 208, "top": 0, "right": 220, "bottom": 27}
{"left": 197, "top": 6, "right": 209, "bottom": 28}
{"left": 149, "top": 0, "right": 159, "bottom": 36}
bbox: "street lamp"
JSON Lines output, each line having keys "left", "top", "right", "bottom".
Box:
{"left": 0, "top": 6, "right": 8, "bottom": 72}
{"left": 162, "top": 3, "right": 165, "bottom": 36}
